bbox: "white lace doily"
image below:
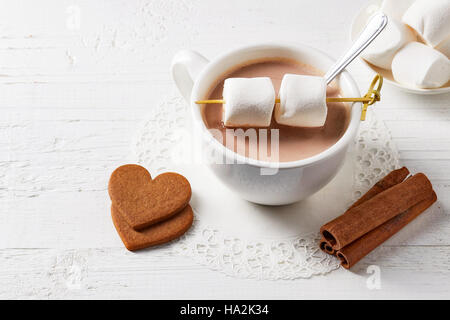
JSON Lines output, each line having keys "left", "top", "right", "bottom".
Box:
{"left": 131, "top": 90, "right": 400, "bottom": 280}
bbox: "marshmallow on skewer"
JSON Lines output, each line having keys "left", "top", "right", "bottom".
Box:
{"left": 392, "top": 42, "right": 450, "bottom": 88}
{"left": 362, "top": 19, "right": 416, "bottom": 70}
{"left": 380, "top": 0, "right": 415, "bottom": 20}
{"left": 275, "top": 74, "right": 327, "bottom": 128}
{"left": 402, "top": 0, "right": 450, "bottom": 47}
{"left": 222, "top": 77, "right": 275, "bottom": 127}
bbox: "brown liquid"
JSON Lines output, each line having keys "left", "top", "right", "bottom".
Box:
{"left": 202, "top": 59, "right": 350, "bottom": 162}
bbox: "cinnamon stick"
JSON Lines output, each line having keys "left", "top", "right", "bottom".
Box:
{"left": 319, "top": 167, "right": 410, "bottom": 254}
{"left": 320, "top": 173, "right": 433, "bottom": 251}
{"left": 319, "top": 239, "right": 335, "bottom": 254}
{"left": 336, "top": 191, "right": 437, "bottom": 269}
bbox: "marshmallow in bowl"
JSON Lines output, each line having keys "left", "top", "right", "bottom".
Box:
{"left": 402, "top": 0, "right": 450, "bottom": 47}
{"left": 362, "top": 19, "right": 416, "bottom": 69}
{"left": 380, "top": 0, "right": 414, "bottom": 20}
{"left": 274, "top": 74, "right": 327, "bottom": 127}
{"left": 223, "top": 77, "right": 275, "bottom": 127}
{"left": 436, "top": 38, "right": 450, "bottom": 58}
{"left": 392, "top": 42, "right": 450, "bottom": 88}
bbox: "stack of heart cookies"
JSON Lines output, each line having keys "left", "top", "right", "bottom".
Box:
{"left": 108, "top": 164, "right": 194, "bottom": 251}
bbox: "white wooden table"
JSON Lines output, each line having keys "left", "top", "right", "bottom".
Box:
{"left": 1, "top": 0, "right": 449, "bottom": 299}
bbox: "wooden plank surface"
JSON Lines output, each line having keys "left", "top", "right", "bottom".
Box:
{"left": 1, "top": 0, "right": 449, "bottom": 299}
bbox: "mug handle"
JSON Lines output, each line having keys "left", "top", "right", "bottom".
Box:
{"left": 171, "top": 50, "right": 209, "bottom": 102}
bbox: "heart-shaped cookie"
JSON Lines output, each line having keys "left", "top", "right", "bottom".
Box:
{"left": 108, "top": 164, "right": 191, "bottom": 230}
{"left": 111, "top": 204, "right": 193, "bottom": 251}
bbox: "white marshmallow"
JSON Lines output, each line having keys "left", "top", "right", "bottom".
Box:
{"left": 362, "top": 18, "right": 416, "bottom": 69}
{"left": 392, "top": 42, "right": 450, "bottom": 88}
{"left": 380, "top": 0, "right": 415, "bottom": 20}
{"left": 436, "top": 37, "right": 450, "bottom": 58}
{"left": 222, "top": 77, "right": 275, "bottom": 127}
{"left": 275, "top": 74, "right": 327, "bottom": 128}
{"left": 402, "top": 0, "right": 450, "bottom": 47}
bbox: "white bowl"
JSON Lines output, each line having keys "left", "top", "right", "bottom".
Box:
{"left": 351, "top": 0, "right": 450, "bottom": 95}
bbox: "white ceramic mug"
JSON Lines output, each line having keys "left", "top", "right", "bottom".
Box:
{"left": 171, "top": 43, "right": 361, "bottom": 205}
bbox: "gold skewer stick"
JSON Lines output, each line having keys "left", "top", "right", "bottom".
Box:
{"left": 195, "top": 74, "right": 383, "bottom": 121}
{"left": 359, "top": 74, "right": 383, "bottom": 121}
{"left": 196, "top": 97, "right": 373, "bottom": 104}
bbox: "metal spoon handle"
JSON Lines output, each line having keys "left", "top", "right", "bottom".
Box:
{"left": 325, "top": 12, "right": 388, "bottom": 84}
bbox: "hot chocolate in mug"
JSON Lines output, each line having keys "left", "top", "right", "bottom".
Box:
{"left": 171, "top": 43, "right": 361, "bottom": 205}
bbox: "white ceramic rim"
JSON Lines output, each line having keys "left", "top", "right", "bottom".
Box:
{"left": 190, "top": 42, "right": 362, "bottom": 169}
{"left": 350, "top": 0, "right": 450, "bottom": 95}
